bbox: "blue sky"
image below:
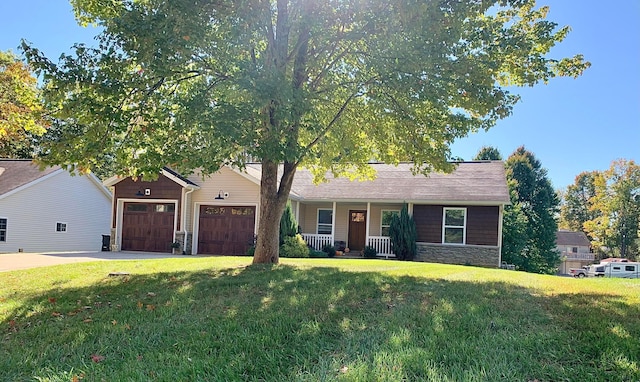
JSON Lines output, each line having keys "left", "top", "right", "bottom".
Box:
{"left": 1, "top": 0, "right": 638, "bottom": 190}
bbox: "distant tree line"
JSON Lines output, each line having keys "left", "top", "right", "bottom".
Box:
{"left": 477, "top": 146, "right": 639, "bottom": 271}
{"left": 559, "top": 159, "right": 640, "bottom": 260}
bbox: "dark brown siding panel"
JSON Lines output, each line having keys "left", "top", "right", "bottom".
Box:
{"left": 414, "top": 205, "right": 442, "bottom": 243}
{"left": 466, "top": 206, "right": 499, "bottom": 246}
{"left": 114, "top": 174, "right": 184, "bottom": 230}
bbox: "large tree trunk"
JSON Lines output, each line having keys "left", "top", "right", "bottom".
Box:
{"left": 252, "top": 160, "right": 297, "bottom": 264}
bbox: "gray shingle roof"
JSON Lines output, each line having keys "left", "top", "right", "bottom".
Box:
{"left": 556, "top": 230, "right": 591, "bottom": 247}
{"left": 0, "top": 159, "right": 60, "bottom": 197}
{"left": 247, "top": 161, "right": 510, "bottom": 204}
{"left": 161, "top": 167, "right": 200, "bottom": 187}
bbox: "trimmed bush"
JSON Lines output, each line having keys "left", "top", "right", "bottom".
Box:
{"left": 280, "top": 234, "right": 310, "bottom": 258}
{"left": 389, "top": 203, "right": 417, "bottom": 261}
{"left": 309, "top": 250, "right": 328, "bottom": 258}
{"left": 363, "top": 246, "right": 378, "bottom": 258}
{"left": 279, "top": 201, "right": 298, "bottom": 245}
{"left": 322, "top": 244, "right": 336, "bottom": 258}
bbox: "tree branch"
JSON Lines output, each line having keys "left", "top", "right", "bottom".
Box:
{"left": 300, "top": 82, "right": 370, "bottom": 160}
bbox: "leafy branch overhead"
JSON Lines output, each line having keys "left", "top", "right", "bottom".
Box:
{"left": 24, "top": 0, "right": 589, "bottom": 179}
{"left": 23, "top": 0, "right": 589, "bottom": 263}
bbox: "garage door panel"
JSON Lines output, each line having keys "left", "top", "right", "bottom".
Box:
{"left": 122, "top": 202, "right": 175, "bottom": 252}
{"left": 198, "top": 205, "right": 255, "bottom": 255}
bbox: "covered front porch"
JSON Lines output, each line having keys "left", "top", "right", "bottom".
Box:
{"left": 292, "top": 201, "right": 411, "bottom": 259}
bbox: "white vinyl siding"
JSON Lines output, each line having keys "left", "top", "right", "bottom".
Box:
{"left": 442, "top": 207, "right": 466, "bottom": 244}
{"left": 299, "top": 202, "right": 331, "bottom": 237}
{"left": 187, "top": 167, "right": 260, "bottom": 233}
{"left": 0, "top": 171, "right": 111, "bottom": 253}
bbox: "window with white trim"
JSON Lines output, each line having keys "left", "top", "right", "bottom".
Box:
{"left": 317, "top": 209, "right": 333, "bottom": 235}
{"left": 56, "top": 222, "right": 67, "bottom": 232}
{"left": 380, "top": 210, "right": 399, "bottom": 236}
{"left": 0, "top": 218, "right": 7, "bottom": 242}
{"left": 442, "top": 208, "right": 466, "bottom": 244}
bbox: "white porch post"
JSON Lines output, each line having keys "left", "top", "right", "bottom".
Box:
{"left": 408, "top": 202, "right": 414, "bottom": 216}
{"left": 295, "top": 200, "right": 300, "bottom": 230}
{"left": 331, "top": 201, "right": 336, "bottom": 245}
{"left": 365, "top": 202, "right": 371, "bottom": 247}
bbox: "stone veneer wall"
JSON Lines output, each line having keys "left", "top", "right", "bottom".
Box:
{"left": 184, "top": 232, "right": 193, "bottom": 255}
{"left": 415, "top": 243, "right": 500, "bottom": 268}
{"left": 173, "top": 231, "right": 193, "bottom": 254}
{"left": 174, "top": 231, "right": 186, "bottom": 254}
{"left": 110, "top": 228, "right": 119, "bottom": 251}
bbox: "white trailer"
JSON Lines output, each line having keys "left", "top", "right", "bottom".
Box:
{"left": 586, "top": 262, "right": 640, "bottom": 278}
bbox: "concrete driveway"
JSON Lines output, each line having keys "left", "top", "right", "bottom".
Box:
{"left": 0, "top": 251, "right": 203, "bottom": 272}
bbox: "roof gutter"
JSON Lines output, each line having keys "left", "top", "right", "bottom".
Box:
{"left": 285, "top": 197, "right": 510, "bottom": 206}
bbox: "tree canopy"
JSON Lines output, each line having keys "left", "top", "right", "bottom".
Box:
{"left": 559, "top": 171, "right": 599, "bottom": 235}
{"left": 581, "top": 160, "right": 640, "bottom": 259}
{"left": 503, "top": 146, "right": 559, "bottom": 273}
{"left": 23, "top": 0, "right": 589, "bottom": 263}
{"left": 0, "top": 50, "right": 47, "bottom": 158}
{"left": 474, "top": 145, "right": 503, "bottom": 161}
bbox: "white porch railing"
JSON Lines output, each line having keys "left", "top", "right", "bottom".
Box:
{"left": 301, "top": 233, "right": 397, "bottom": 259}
{"left": 561, "top": 251, "right": 595, "bottom": 261}
{"left": 367, "top": 236, "right": 395, "bottom": 258}
{"left": 302, "top": 233, "right": 334, "bottom": 251}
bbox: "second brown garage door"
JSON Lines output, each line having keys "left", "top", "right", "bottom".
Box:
{"left": 198, "top": 205, "right": 256, "bottom": 255}
{"left": 122, "top": 202, "right": 175, "bottom": 252}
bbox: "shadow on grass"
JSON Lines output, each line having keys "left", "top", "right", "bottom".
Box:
{"left": 1, "top": 264, "right": 639, "bottom": 381}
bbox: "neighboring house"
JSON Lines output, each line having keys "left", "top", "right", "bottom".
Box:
{"left": 104, "top": 161, "right": 510, "bottom": 267}
{"left": 556, "top": 230, "right": 594, "bottom": 274}
{"left": 0, "top": 159, "right": 112, "bottom": 253}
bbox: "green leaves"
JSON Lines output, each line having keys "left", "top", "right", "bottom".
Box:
{"left": 503, "top": 146, "right": 560, "bottom": 274}
{"left": 581, "top": 160, "right": 640, "bottom": 259}
{"left": 24, "top": 0, "right": 589, "bottom": 180}
{"left": 389, "top": 203, "right": 417, "bottom": 261}
{"left": 559, "top": 171, "right": 599, "bottom": 234}
{"left": 279, "top": 201, "right": 298, "bottom": 245}
{"left": 0, "top": 50, "right": 47, "bottom": 158}
{"left": 21, "top": 0, "right": 590, "bottom": 262}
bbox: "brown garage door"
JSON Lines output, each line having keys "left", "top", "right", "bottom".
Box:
{"left": 198, "top": 205, "right": 256, "bottom": 255}
{"left": 122, "top": 202, "right": 175, "bottom": 252}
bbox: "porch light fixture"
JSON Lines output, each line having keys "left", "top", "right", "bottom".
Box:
{"left": 215, "top": 190, "right": 225, "bottom": 200}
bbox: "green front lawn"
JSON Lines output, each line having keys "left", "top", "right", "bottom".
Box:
{"left": 1, "top": 258, "right": 639, "bottom": 381}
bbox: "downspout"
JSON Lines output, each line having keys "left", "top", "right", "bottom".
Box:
{"left": 183, "top": 187, "right": 196, "bottom": 253}
{"left": 109, "top": 185, "right": 117, "bottom": 251}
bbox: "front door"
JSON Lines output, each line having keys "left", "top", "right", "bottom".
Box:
{"left": 348, "top": 210, "right": 367, "bottom": 252}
